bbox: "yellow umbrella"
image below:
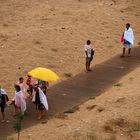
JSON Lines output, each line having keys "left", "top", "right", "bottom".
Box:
{"left": 28, "top": 67, "right": 59, "bottom": 82}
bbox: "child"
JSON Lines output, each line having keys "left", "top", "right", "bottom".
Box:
{"left": 32, "top": 84, "right": 48, "bottom": 120}
{"left": 12, "top": 84, "right": 26, "bottom": 115}
{"left": 0, "top": 86, "right": 9, "bottom": 122}
{"left": 84, "top": 40, "right": 95, "bottom": 72}
{"left": 26, "top": 75, "right": 35, "bottom": 97}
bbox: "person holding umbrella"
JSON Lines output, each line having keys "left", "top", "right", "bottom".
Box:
{"left": 28, "top": 67, "right": 59, "bottom": 119}
{"left": 32, "top": 84, "right": 48, "bottom": 120}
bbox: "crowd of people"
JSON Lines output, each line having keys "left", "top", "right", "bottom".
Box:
{"left": 0, "top": 76, "right": 49, "bottom": 122}
{"left": 0, "top": 23, "right": 135, "bottom": 122}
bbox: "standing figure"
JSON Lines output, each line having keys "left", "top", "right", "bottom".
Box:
{"left": 17, "top": 77, "right": 26, "bottom": 96}
{"left": 84, "top": 40, "right": 95, "bottom": 72}
{"left": 26, "top": 75, "right": 35, "bottom": 97}
{"left": 12, "top": 84, "right": 26, "bottom": 115}
{"left": 121, "top": 23, "right": 134, "bottom": 57}
{"left": 0, "top": 86, "right": 9, "bottom": 122}
{"left": 32, "top": 84, "right": 48, "bottom": 120}
{"left": 38, "top": 80, "right": 49, "bottom": 95}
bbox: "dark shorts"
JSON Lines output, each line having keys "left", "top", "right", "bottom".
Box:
{"left": 86, "top": 57, "right": 92, "bottom": 62}
{"left": 0, "top": 106, "right": 5, "bottom": 112}
{"left": 124, "top": 40, "right": 132, "bottom": 48}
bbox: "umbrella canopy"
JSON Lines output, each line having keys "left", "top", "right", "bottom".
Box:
{"left": 28, "top": 67, "right": 59, "bottom": 82}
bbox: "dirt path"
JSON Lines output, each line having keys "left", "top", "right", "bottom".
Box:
{"left": 1, "top": 47, "right": 140, "bottom": 137}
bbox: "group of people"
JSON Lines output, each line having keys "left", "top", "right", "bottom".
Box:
{"left": 0, "top": 23, "right": 135, "bottom": 122}
{"left": 0, "top": 76, "right": 49, "bottom": 122}
{"left": 84, "top": 23, "right": 135, "bottom": 71}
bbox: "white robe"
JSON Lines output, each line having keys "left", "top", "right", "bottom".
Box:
{"left": 124, "top": 27, "right": 134, "bottom": 46}
{"left": 32, "top": 87, "right": 48, "bottom": 111}
{"left": 14, "top": 91, "right": 26, "bottom": 113}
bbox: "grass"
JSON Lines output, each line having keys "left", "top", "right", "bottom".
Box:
{"left": 114, "top": 83, "right": 122, "bottom": 87}
{"left": 109, "top": 135, "right": 116, "bottom": 140}
{"left": 89, "top": 96, "right": 96, "bottom": 100}
{"left": 97, "top": 107, "right": 105, "bottom": 112}
{"left": 107, "top": 45, "right": 114, "bottom": 48}
{"left": 132, "top": 122, "right": 140, "bottom": 132}
{"left": 64, "top": 106, "right": 79, "bottom": 113}
{"left": 55, "top": 113, "right": 68, "bottom": 119}
{"left": 64, "top": 73, "right": 72, "bottom": 77}
{"left": 103, "top": 125, "right": 114, "bottom": 133}
{"left": 86, "top": 132, "right": 97, "bottom": 140}
{"left": 129, "top": 77, "right": 134, "bottom": 81}
{"left": 86, "top": 105, "right": 97, "bottom": 110}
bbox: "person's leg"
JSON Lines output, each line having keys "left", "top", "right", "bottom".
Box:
{"left": 123, "top": 47, "right": 126, "bottom": 56}
{"left": 88, "top": 60, "right": 92, "bottom": 71}
{"left": 1, "top": 106, "right": 5, "bottom": 122}
{"left": 86, "top": 61, "right": 88, "bottom": 71}
{"left": 12, "top": 102, "right": 19, "bottom": 116}
{"left": 128, "top": 48, "right": 131, "bottom": 55}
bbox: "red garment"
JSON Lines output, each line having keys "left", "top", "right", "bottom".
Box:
{"left": 121, "top": 32, "right": 124, "bottom": 45}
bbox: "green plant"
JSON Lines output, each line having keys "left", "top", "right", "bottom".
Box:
{"left": 86, "top": 132, "right": 97, "bottom": 140}
{"left": 132, "top": 123, "right": 140, "bottom": 132}
{"left": 114, "top": 83, "right": 122, "bottom": 87}
{"left": 129, "top": 77, "right": 134, "bottom": 81}
{"left": 89, "top": 96, "right": 96, "bottom": 100}
{"left": 13, "top": 114, "right": 24, "bottom": 140}
{"left": 64, "top": 73, "right": 72, "bottom": 77}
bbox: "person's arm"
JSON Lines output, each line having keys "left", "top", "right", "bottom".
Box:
{"left": 85, "top": 51, "right": 88, "bottom": 57}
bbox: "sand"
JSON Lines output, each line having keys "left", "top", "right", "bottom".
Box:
{"left": 0, "top": 0, "right": 140, "bottom": 139}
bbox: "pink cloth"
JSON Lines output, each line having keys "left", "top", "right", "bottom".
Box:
{"left": 14, "top": 91, "right": 26, "bottom": 113}
{"left": 17, "top": 82, "right": 26, "bottom": 93}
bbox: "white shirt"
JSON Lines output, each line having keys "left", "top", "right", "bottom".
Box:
{"left": 84, "top": 44, "right": 92, "bottom": 58}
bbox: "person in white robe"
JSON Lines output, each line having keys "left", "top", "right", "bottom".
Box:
{"left": 12, "top": 84, "right": 26, "bottom": 115}
{"left": 121, "top": 23, "right": 134, "bottom": 57}
{"left": 32, "top": 84, "right": 48, "bottom": 119}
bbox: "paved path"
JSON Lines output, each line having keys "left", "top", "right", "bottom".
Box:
{"left": 1, "top": 47, "right": 140, "bottom": 137}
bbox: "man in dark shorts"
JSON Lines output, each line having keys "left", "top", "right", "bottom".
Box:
{"left": 0, "top": 87, "right": 8, "bottom": 122}
{"left": 84, "top": 40, "right": 94, "bottom": 72}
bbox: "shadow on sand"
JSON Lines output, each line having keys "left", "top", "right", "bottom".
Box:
{"left": 1, "top": 47, "right": 140, "bottom": 137}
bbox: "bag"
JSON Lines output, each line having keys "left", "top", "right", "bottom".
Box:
{"left": 90, "top": 49, "right": 95, "bottom": 61}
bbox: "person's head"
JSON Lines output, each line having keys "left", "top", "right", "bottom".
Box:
{"left": 14, "top": 84, "right": 21, "bottom": 92}
{"left": 126, "top": 23, "right": 130, "bottom": 30}
{"left": 27, "top": 75, "right": 31, "bottom": 79}
{"left": 87, "top": 40, "right": 91, "bottom": 45}
{"left": 19, "top": 77, "right": 24, "bottom": 83}
{"left": 34, "top": 84, "right": 39, "bottom": 92}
